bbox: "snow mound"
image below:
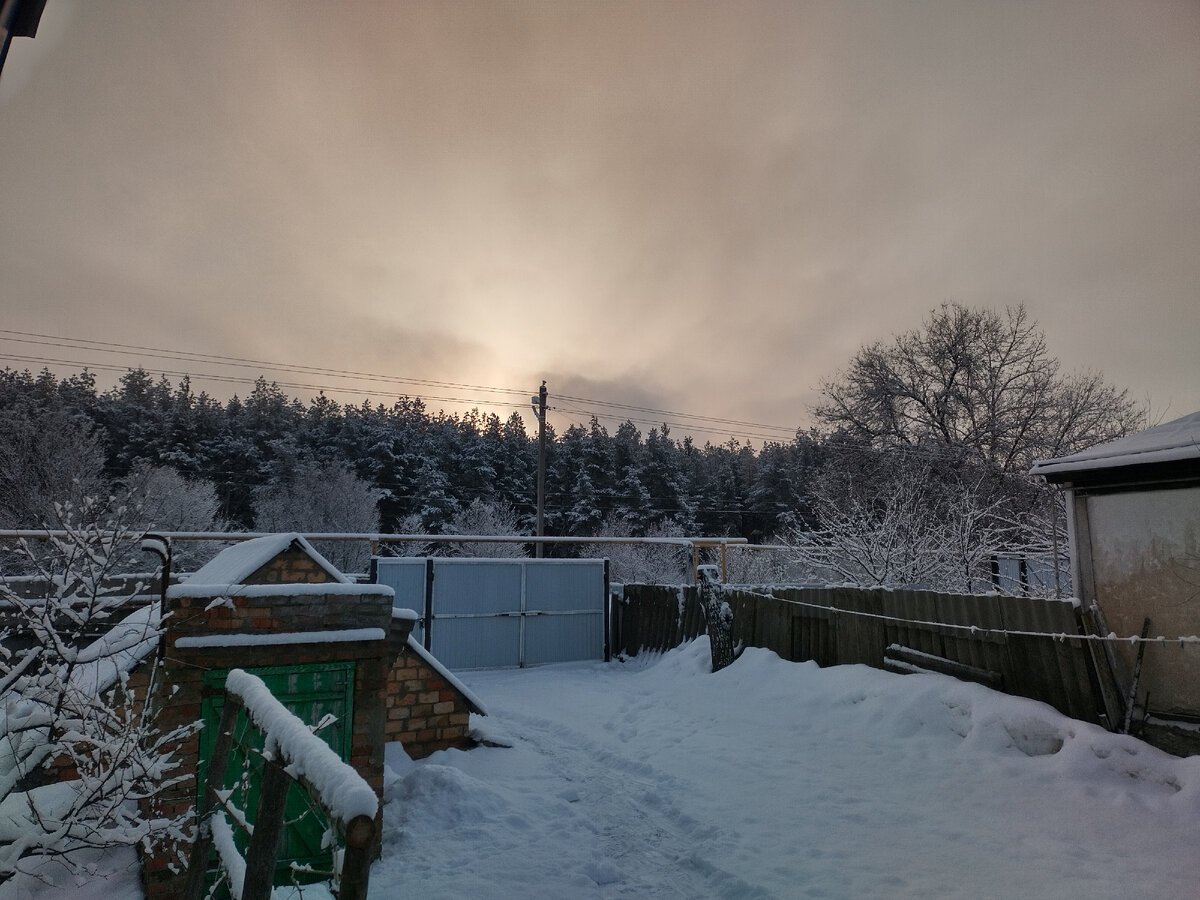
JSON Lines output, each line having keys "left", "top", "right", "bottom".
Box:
{"left": 391, "top": 765, "right": 515, "bottom": 831}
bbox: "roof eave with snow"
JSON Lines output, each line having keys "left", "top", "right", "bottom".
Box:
{"left": 1031, "top": 410, "right": 1200, "bottom": 487}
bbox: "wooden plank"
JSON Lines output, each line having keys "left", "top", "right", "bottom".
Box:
{"left": 884, "top": 644, "right": 1003, "bottom": 688}
{"left": 785, "top": 588, "right": 829, "bottom": 665}
{"left": 729, "top": 589, "right": 756, "bottom": 652}
{"left": 833, "top": 588, "right": 885, "bottom": 667}
{"left": 998, "top": 594, "right": 1051, "bottom": 708}
{"left": 1025, "top": 598, "right": 1092, "bottom": 720}
{"left": 1000, "top": 595, "right": 1084, "bottom": 718}
{"left": 756, "top": 593, "right": 791, "bottom": 658}
{"left": 1047, "top": 600, "right": 1105, "bottom": 724}
{"left": 1080, "top": 604, "right": 1125, "bottom": 730}
{"left": 338, "top": 814, "right": 377, "bottom": 900}
{"left": 818, "top": 589, "right": 839, "bottom": 667}
{"left": 936, "top": 593, "right": 1007, "bottom": 686}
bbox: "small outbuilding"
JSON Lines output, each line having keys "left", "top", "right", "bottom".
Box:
{"left": 1031, "top": 411, "right": 1200, "bottom": 753}
{"left": 138, "top": 532, "right": 483, "bottom": 898}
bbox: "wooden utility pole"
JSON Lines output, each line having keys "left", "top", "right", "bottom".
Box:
{"left": 534, "top": 381, "right": 547, "bottom": 558}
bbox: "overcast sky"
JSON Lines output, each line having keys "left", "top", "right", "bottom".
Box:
{"left": 1, "top": 0, "right": 1197, "bottom": 446}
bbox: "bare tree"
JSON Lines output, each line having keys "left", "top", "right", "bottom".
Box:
{"left": 0, "top": 498, "right": 196, "bottom": 880}
{"left": 0, "top": 407, "right": 110, "bottom": 531}
{"left": 583, "top": 517, "right": 691, "bottom": 585}
{"left": 445, "top": 499, "right": 526, "bottom": 558}
{"left": 120, "top": 464, "right": 231, "bottom": 571}
{"left": 253, "top": 461, "right": 380, "bottom": 575}
{"left": 814, "top": 304, "right": 1142, "bottom": 472}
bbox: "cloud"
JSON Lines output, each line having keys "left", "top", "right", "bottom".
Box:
{"left": 1, "top": 0, "right": 1197, "bottom": 440}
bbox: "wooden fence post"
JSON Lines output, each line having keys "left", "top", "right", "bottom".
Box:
{"left": 241, "top": 757, "right": 293, "bottom": 900}
{"left": 184, "top": 697, "right": 241, "bottom": 900}
{"left": 338, "top": 814, "right": 377, "bottom": 900}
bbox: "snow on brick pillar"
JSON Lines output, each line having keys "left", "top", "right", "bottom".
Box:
{"left": 140, "top": 534, "right": 395, "bottom": 900}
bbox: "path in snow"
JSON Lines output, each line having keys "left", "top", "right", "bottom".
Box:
{"left": 373, "top": 639, "right": 1200, "bottom": 899}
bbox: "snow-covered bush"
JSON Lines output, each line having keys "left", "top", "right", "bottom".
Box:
{"left": 120, "top": 463, "right": 231, "bottom": 571}
{"left": 722, "top": 542, "right": 801, "bottom": 586}
{"left": 0, "top": 498, "right": 196, "bottom": 879}
{"left": 789, "top": 450, "right": 1032, "bottom": 593}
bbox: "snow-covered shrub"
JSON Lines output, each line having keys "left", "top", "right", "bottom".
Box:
{"left": 722, "top": 541, "right": 801, "bottom": 586}
{"left": 120, "top": 463, "right": 231, "bottom": 571}
{"left": 789, "top": 450, "right": 1033, "bottom": 593}
{"left": 0, "top": 498, "right": 197, "bottom": 879}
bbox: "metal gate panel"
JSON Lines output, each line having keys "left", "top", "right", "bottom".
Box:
{"left": 431, "top": 561, "right": 524, "bottom": 669}
{"left": 373, "top": 557, "right": 608, "bottom": 670}
{"left": 524, "top": 561, "right": 606, "bottom": 666}
{"left": 372, "top": 557, "right": 428, "bottom": 643}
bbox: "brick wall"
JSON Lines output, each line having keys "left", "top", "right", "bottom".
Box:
{"left": 240, "top": 546, "right": 341, "bottom": 585}
{"left": 384, "top": 648, "right": 473, "bottom": 759}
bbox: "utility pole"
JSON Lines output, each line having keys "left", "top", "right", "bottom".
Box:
{"left": 532, "top": 381, "right": 547, "bottom": 558}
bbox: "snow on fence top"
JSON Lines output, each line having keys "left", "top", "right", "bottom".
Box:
{"left": 224, "top": 669, "right": 378, "bottom": 823}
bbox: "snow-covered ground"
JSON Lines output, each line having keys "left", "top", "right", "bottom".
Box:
{"left": 6, "top": 638, "right": 1200, "bottom": 898}
{"left": 379, "top": 639, "right": 1200, "bottom": 899}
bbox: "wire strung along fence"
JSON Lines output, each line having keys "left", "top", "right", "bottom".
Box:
{"left": 616, "top": 583, "right": 1113, "bottom": 727}
{"left": 185, "top": 670, "right": 377, "bottom": 900}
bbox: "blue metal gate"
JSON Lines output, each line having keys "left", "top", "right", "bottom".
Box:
{"left": 372, "top": 558, "right": 609, "bottom": 669}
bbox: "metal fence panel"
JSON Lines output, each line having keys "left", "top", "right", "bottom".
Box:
{"left": 373, "top": 557, "right": 607, "bottom": 670}
{"left": 525, "top": 612, "right": 604, "bottom": 666}
{"left": 436, "top": 615, "right": 523, "bottom": 670}
{"left": 373, "top": 558, "right": 426, "bottom": 611}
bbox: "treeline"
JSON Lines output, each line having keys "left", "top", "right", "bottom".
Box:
{"left": 0, "top": 305, "right": 1144, "bottom": 591}
{"left": 0, "top": 367, "right": 823, "bottom": 542}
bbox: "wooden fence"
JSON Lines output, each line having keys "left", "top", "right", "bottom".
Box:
{"left": 615, "top": 584, "right": 1116, "bottom": 727}
{"left": 610, "top": 585, "right": 706, "bottom": 657}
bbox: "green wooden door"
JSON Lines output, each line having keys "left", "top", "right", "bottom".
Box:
{"left": 200, "top": 661, "right": 355, "bottom": 890}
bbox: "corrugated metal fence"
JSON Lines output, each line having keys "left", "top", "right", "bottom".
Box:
{"left": 373, "top": 557, "right": 609, "bottom": 670}
{"left": 616, "top": 584, "right": 1110, "bottom": 726}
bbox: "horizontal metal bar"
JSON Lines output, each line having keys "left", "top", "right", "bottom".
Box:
{"left": 433, "top": 609, "right": 602, "bottom": 620}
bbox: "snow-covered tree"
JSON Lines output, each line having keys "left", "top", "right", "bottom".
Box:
{"left": 789, "top": 448, "right": 1029, "bottom": 593}
{"left": 0, "top": 499, "right": 195, "bottom": 879}
{"left": 583, "top": 517, "right": 691, "bottom": 585}
{"left": 120, "top": 464, "right": 231, "bottom": 571}
{"left": 445, "top": 499, "right": 527, "bottom": 558}
{"left": 0, "top": 406, "right": 110, "bottom": 532}
{"left": 253, "top": 460, "right": 380, "bottom": 575}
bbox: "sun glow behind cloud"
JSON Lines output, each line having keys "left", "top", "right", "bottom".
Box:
{"left": 1, "top": 0, "right": 1197, "bottom": 439}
